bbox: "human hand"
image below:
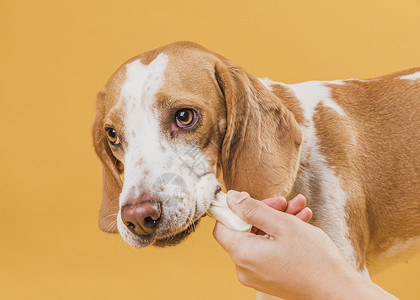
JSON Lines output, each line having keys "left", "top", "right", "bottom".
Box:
{"left": 213, "top": 192, "right": 396, "bottom": 300}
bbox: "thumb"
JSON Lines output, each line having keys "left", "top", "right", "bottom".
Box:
{"left": 227, "top": 191, "right": 286, "bottom": 237}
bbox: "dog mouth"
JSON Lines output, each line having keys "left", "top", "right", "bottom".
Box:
{"left": 153, "top": 218, "right": 202, "bottom": 247}
{"left": 119, "top": 175, "right": 220, "bottom": 248}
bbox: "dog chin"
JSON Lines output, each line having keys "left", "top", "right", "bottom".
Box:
{"left": 119, "top": 218, "right": 202, "bottom": 248}
{"left": 153, "top": 219, "right": 201, "bottom": 247}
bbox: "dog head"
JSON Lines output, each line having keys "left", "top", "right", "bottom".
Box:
{"left": 93, "top": 41, "right": 302, "bottom": 247}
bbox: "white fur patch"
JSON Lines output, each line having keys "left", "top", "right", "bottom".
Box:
{"left": 399, "top": 71, "right": 420, "bottom": 81}
{"left": 119, "top": 53, "right": 170, "bottom": 204}
{"left": 286, "top": 81, "right": 347, "bottom": 119}
{"left": 323, "top": 79, "right": 346, "bottom": 85}
{"left": 258, "top": 77, "right": 277, "bottom": 90}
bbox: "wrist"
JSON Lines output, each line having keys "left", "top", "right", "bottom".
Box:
{"left": 304, "top": 264, "right": 371, "bottom": 300}
{"left": 345, "top": 273, "right": 397, "bottom": 300}
{"left": 326, "top": 268, "right": 397, "bottom": 300}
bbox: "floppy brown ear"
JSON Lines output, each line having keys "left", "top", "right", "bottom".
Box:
{"left": 93, "top": 88, "right": 123, "bottom": 233}
{"left": 215, "top": 61, "right": 303, "bottom": 199}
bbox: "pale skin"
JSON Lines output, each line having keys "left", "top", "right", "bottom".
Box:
{"left": 213, "top": 191, "right": 397, "bottom": 300}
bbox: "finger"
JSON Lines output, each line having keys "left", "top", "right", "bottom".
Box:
{"left": 213, "top": 221, "right": 246, "bottom": 254}
{"left": 285, "top": 194, "right": 307, "bottom": 215}
{"left": 261, "top": 196, "right": 287, "bottom": 212}
{"left": 226, "top": 191, "right": 285, "bottom": 237}
{"left": 251, "top": 196, "right": 286, "bottom": 235}
{"left": 295, "top": 207, "right": 313, "bottom": 223}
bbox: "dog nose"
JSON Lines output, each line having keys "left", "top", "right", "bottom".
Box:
{"left": 121, "top": 201, "right": 161, "bottom": 235}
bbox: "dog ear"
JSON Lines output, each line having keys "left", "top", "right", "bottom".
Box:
{"left": 93, "top": 88, "right": 123, "bottom": 233}
{"left": 214, "top": 61, "right": 303, "bottom": 199}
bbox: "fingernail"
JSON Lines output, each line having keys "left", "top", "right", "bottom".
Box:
{"left": 227, "top": 190, "right": 248, "bottom": 204}
{"left": 278, "top": 196, "right": 286, "bottom": 201}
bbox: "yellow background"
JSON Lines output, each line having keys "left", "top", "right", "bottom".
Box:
{"left": 1, "top": 0, "right": 419, "bottom": 299}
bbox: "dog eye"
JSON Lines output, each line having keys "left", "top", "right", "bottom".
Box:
{"left": 175, "top": 109, "right": 197, "bottom": 128}
{"left": 105, "top": 127, "right": 120, "bottom": 145}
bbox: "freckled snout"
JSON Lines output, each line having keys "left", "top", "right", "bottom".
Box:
{"left": 121, "top": 201, "right": 161, "bottom": 235}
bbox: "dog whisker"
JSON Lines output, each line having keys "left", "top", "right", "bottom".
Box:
{"left": 97, "top": 213, "right": 119, "bottom": 232}
{"left": 104, "top": 219, "right": 118, "bottom": 233}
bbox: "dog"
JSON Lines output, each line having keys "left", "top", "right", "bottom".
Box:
{"left": 93, "top": 41, "right": 420, "bottom": 299}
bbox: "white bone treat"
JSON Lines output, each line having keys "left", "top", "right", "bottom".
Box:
{"left": 207, "top": 191, "right": 252, "bottom": 232}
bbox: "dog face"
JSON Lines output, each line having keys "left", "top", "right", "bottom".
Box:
{"left": 93, "top": 42, "right": 303, "bottom": 248}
